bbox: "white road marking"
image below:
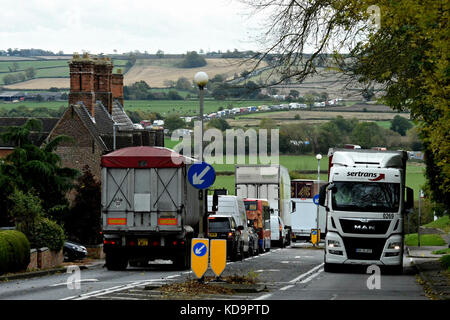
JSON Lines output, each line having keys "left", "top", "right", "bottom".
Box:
{"left": 253, "top": 263, "right": 324, "bottom": 300}
{"left": 289, "top": 263, "right": 324, "bottom": 283}
{"left": 49, "top": 279, "right": 99, "bottom": 287}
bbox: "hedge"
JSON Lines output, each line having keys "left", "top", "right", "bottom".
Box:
{"left": 0, "top": 230, "right": 30, "bottom": 275}
{"left": 29, "top": 218, "right": 65, "bottom": 252}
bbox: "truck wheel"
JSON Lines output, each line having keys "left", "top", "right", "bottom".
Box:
{"left": 231, "top": 246, "right": 239, "bottom": 261}
{"left": 239, "top": 242, "right": 244, "bottom": 261}
{"left": 105, "top": 252, "right": 128, "bottom": 271}
{"left": 324, "top": 262, "right": 338, "bottom": 273}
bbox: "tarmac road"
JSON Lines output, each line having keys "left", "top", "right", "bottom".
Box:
{"left": 0, "top": 242, "right": 429, "bottom": 301}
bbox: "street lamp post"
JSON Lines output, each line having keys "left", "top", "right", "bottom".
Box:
{"left": 316, "top": 153, "right": 322, "bottom": 246}
{"left": 194, "top": 72, "right": 209, "bottom": 238}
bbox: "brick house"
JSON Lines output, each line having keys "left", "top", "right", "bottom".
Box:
{"left": 46, "top": 53, "right": 164, "bottom": 179}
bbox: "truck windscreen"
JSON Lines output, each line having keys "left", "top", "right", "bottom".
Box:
{"left": 208, "top": 219, "right": 231, "bottom": 232}
{"left": 244, "top": 201, "right": 258, "bottom": 211}
{"left": 331, "top": 182, "right": 400, "bottom": 212}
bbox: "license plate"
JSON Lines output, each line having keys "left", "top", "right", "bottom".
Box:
{"left": 138, "top": 238, "right": 148, "bottom": 246}
{"left": 356, "top": 248, "right": 372, "bottom": 253}
{"left": 209, "top": 233, "right": 217, "bottom": 237}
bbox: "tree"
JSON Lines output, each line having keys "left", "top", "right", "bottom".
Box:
{"left": 164, "top": 114, "right": 185, "bottom": 133}
{"left": 25, "top": 67, "right": 35, "bottom": 79}
{"left": 351, "top": 122, "right": 386, "bottom": 149}
{"left": 178, "top": 51, "right": 207, "bottom": 68}
{"left": 289, "top": 90, "right": 300, "bottom": 98}
{"left": 390, "top": 115, "right": 413, "bottom": 136}
{"left": 245, "top": 0, "right": 449, "bottom": 212}
{"left": 176, "top": 77, "right": 192, "bottom": 91}
{"left": 0, "top": 119, "right": 79, "bottom": 212}
{"left": 65, "top": 165, "right": 102, "bottom": 245}
{"left": 207, "top": 118, "right": 231, "bottom": 131}
{"left": 156, "top": 49, "right": 164, "bottom": 58}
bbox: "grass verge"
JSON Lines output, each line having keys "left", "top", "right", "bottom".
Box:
{"left": 405, "top": 233, "right": 446, "bottom": 246}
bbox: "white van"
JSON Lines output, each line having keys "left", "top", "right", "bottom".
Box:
{"left": 208, "top": 195, "right": 249, "bottom": 257}
{"left": 270, "top": 215, "right": 287, "bottom": 248}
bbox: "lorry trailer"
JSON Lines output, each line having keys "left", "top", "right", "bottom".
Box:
{"left": 101, "top": 146, "right": 202, "bottom": 270}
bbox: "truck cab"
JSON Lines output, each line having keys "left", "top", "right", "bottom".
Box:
{"left": 320, "top": 149, "right": 414, "bottom": 273}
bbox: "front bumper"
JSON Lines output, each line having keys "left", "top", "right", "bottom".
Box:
{"left": 325, "top": 232, "right": 403, "bottom": 266}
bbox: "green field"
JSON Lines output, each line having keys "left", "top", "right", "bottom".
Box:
{"left": 164, "top": 138, "right": 427, "bottom": 199}
{"left": 0, "top": 59, "right": 128, "bottom": 85}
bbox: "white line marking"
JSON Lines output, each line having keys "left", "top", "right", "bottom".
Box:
{"left": 289, "top": 263, "right": 324, "bottom": 283}
{"left": 279, "top": 285, "right": 294, "bottom": 291}
{"left": 254, "top": 293, "right": 273, "bottom": 300}
{"left": 299, "top": 268, "right": 323, "bottom": 284}
{"left": 254, "top": 263, "right": 324, "bottom": 300}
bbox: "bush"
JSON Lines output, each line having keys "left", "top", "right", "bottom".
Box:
{"left": 0, "top": 230, "right": 30, "bottom": 275}
{"left": 29, "top": 217, "right": 66, "bottom": 251}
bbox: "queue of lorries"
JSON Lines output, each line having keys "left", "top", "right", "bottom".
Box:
{"left": 101, "top": 145, "right": 413, "bottom": 274}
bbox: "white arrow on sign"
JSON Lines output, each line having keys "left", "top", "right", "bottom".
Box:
{"left": 195, "top": 244, "right": 206, "bottom": 255}
{"left": 192, "top": 166, "right": 210, "bottom": 185}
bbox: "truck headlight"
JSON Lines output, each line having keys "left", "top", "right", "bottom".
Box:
{"left": 388, "top": 242, "right": 402, "bottom": 250}
{"left": 328, "top": 240, "right": 341, "bottom": 248}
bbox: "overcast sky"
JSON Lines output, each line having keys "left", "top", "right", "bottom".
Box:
{"left": 0, "top": 0, "right": 265, "bottom": 54}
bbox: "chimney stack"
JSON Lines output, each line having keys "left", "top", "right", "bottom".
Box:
{"left": 69, "top": 53, "right": 96, "bottom": 117}
{"left": 93, "top": 57, "right": 113, "bottom": 113}
{"left": 112, "top": 70, "right": 124, "bottom": 109}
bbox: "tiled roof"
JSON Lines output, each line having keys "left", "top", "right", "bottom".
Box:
{"left": 111, "top": 100, "right": 134, "bottom": 131}
{"left": 94, "top": 102, "right": 114, "bottom": 135}
{"left": 72, "top": 103, "right": 108, "bottom": 151}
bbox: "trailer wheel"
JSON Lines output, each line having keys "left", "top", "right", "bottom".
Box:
{"left": 105, "top": 252, "right": 128, "bottom": 271}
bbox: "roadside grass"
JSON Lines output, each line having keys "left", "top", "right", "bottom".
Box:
{"left": 433, "top": 248, "right": 450, "bottom": 255}
{"left": 440, "top": 255, "right": 450, "bottom": 272}
{"left": 405, "top": 233, "right": 446, "bottom": 246}
{"left": 424, "top": 215, "right": 450, "bottom": 233}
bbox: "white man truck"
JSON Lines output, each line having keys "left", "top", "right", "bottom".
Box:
{"left": 100, "top": 146, "right": 201, "bottom": 270}
{"left": 235, "top": 165, "right": 293, "bottom": 246}
{"left": 319, "top": 149, "right": 414, "bottom": 273}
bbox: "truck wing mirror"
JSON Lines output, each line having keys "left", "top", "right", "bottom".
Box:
{"left": 237, "top": 225, "right": 244, "bottom": 231}
{"left": 291, "top": 201, "right": 296, "bottom": 213}
{"left": 319, "top": 183, "right": 329, "bottom": 207}
{"left": 406, "top": 187, "right": 414, "bottom": 212}
{"left": 212, "top": 193, "right": 218, "bottom": 212}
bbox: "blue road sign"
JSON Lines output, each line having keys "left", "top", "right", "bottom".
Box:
{"left": 313, "top": 194, "right": 320, "bottom": 205}
{"left": 188, "top": 162, "right": 216, "bottom": 189}
{"left": 193, "top": 242, "right": 208, "bottom": 257}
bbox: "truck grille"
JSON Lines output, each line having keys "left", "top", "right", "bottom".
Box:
{"left": 342, "top": 237, "right": 386, "bottom": 260}
{"left": 340, "top": 219, "right": 391, "bottom": 235}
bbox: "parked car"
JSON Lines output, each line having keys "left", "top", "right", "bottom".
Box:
{"left": 207, "top": 215, "right": 243, "bottom": 261}
{"left": 63, "top": 241, "right": 88, "bottom": 262}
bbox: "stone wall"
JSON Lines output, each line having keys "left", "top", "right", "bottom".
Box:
{"left": 27, "top": 248, "right": 63, "bottom": 271}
